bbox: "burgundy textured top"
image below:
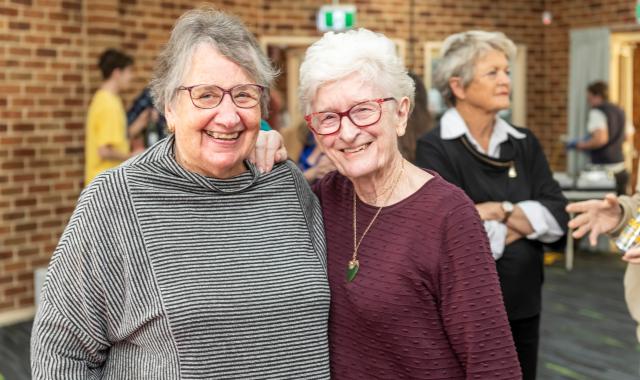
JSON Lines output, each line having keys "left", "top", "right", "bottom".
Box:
{"left": 314, "top": 170, "right": 521, "bottom": 380}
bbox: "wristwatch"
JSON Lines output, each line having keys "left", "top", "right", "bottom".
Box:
{"left": 501, "top": 201, "right": 514, "bottom": 223}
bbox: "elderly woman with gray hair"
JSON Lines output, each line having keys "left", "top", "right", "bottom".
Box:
{"left": 265, "top": 28, "right": 521, "bottom": 379}
{"left": 30, "top": 8, "right": 330, "bottom": 379}
{"left": 416, "top": 30, "right": 568, "bottom": 379}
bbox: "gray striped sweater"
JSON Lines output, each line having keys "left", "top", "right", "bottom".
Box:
{"left": 31, "top": 136, "right": 331, "bottom": 379}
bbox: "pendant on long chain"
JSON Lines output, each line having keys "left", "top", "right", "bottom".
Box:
{"left": 346, "top": 259, "right": 359, "bottom": 282}
{"left": 508, "top": 164, "right": 517, "bottom": 178}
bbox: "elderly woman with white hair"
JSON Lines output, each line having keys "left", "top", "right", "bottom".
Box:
{"left": 416, "top": 30, "right": 568, "bottom": 380}
{"left": 30, "top": 8, "right": 330, "bottom": 379}
{"left": 289, "top": 28, "right": 521, "bottom": 379}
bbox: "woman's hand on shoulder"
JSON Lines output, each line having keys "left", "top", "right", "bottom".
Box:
{"left": 249, "top": 130, "right": 288, "bottom": 173}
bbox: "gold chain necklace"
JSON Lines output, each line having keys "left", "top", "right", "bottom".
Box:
{"left": 347, "top": 160, "right": 405, "bottom": 282}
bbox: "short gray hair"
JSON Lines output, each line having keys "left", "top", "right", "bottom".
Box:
{"left": 299, "top": 28, "right": 414, "bottom": 115}
{"left": 434, "top": 30, "right": 516, "bottom": 106}
{"left": 150, "top": 7, "right": 277, "bottom": 117}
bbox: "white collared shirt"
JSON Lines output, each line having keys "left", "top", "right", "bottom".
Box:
{"left": 441, "top": 108, "right": 564, "bottom": 260}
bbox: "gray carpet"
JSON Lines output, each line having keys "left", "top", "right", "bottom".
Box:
{"left": 538, "top": 250, "right": 640, "bottom": 379}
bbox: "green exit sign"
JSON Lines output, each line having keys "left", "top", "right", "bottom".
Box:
{"left": 317, "top": 5, "right": 356, "bottom": 32}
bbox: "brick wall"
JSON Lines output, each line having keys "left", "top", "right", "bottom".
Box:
{"left": 1, "top": 0, "right": 88, "bottom": 314}
{"left": 0, "top": 0, "right": 638, "bottom": 319}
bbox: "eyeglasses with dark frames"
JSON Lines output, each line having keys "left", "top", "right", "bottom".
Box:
{"left": 177, "top": 83, "right": 265, "bottom": 109}
{"left": 304, "top": 97, "right": 396, "bottom": 135}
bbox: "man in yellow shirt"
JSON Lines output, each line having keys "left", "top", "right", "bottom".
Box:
{"left": 85, "top": 49, "right": 146, "bottom": 185}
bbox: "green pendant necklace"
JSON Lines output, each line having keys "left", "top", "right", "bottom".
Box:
{"left": 348, "top": 160, "right": 404, "bottom": 282}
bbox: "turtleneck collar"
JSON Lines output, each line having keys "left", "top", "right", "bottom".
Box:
{"left": 141, "top": 134, "right": 260, "bottom": 194}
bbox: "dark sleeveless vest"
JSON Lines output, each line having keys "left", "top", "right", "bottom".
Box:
{"left": 590, "top": 102, "right": 625, "bottom": 164}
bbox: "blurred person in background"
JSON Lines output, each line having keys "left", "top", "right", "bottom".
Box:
{"left": 280, "top": 119, "right": 335, "bottom": 184}
{"left": 127, "top": 87, "right": 167, "bottom": 148}
{"left": 397, "top": 71, "right": 431, "bottom": 163}
{"left": 266, "top": 87, "right": 284, "bottom": 130}
{"left": 566, "top": 81, "right": 629, "bottom": 195}
{"left": 31, "top": 8, "right": 330, "bottom": 379}
{"left": 566, "top": 191, "right": 640, "bottom": 345}
{"left": 416, "top": 30, "right": 568, "bottom": 380}
{"left": 84, "top": 49, "right": 147, "bottom": 185}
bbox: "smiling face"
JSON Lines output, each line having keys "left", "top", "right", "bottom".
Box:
{"left": 456, "top": 49, "right": 511, "bottom": 113}
{"left": 310, "top": 74, "right": 409, "bottom": 182}
{"left": 165, "top": 43, "right": 262, "bottom": 179}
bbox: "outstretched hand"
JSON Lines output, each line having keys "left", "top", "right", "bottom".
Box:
{"left": 566, "top": 193, "right": 622, "bottom": 246}
{"left": 249, "top": 130, "right": 288, "bottom": 173}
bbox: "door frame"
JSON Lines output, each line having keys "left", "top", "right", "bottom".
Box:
{"left": 611, "top": 32, "right": 640, "bottom": 191}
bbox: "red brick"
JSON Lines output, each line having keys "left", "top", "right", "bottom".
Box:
{"left": 28, "top": 185, "right": 49, "bottom": 193}
{"left": 13, "top": 148, "right": 35, "bottom": 157}
{"left": 18, "top": 297, "right": 34, "bottom": 307}
{"left": 13, "top": 123, "right": 34, "bottom": 132}
{"left": 8, "top": 21, "right": 30, "bottom": 30}
{"left": 0, "top": 275, "right": 13, "bottom": 284}
{"left": 15, "top": 223, "right": 37, "bottom": 232}
{"left": 15, "top": 198, "right": 36, "bottom": 207}
{"left": 3, "top": 211, "right": 25, "bottom": 222}
{"left": 31, "top": 233, "right": 51, "bottom": 243}
{"left": 1, "top": 187, "right": 22, "bottom": 196}
{"left": 13, "top": 173, "right": 35, "bottom": 182}
{"left": 0, "top": 301, "right": 16, "bottom": 311}
{"left": 0, "top": 7, "right": 18, "bottom": 16}
{"left": 4, "top": 236, "right": 26, "bottom": 246}
{"left": 30, "top": 209, "right": 52, "bottom": 218}
{"left": 17, "top": 248, "right": 39, "bottom": 257}
{"left": 62, "top": 1, "right": 82, "bottom": 11}
{"left": 2, "top": 161, "right": 24, "bottom": 170}
{"left": 36, "top": 48, "right": 57, "bottom": 58}
{"left": 4, "top": 259, "right": 27, "bottom": 271}
{"left": 4, "top": 285, "right": 27, "bottom": 296}
{"left": 31, "top": 257, "right": 52, "bottom": 268}
{"left": 0, "top": 251, "right": 12, "bottom": 260}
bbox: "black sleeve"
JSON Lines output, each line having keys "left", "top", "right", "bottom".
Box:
{"left": 525, "top": 130, "right": 569, "bottom": 241}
